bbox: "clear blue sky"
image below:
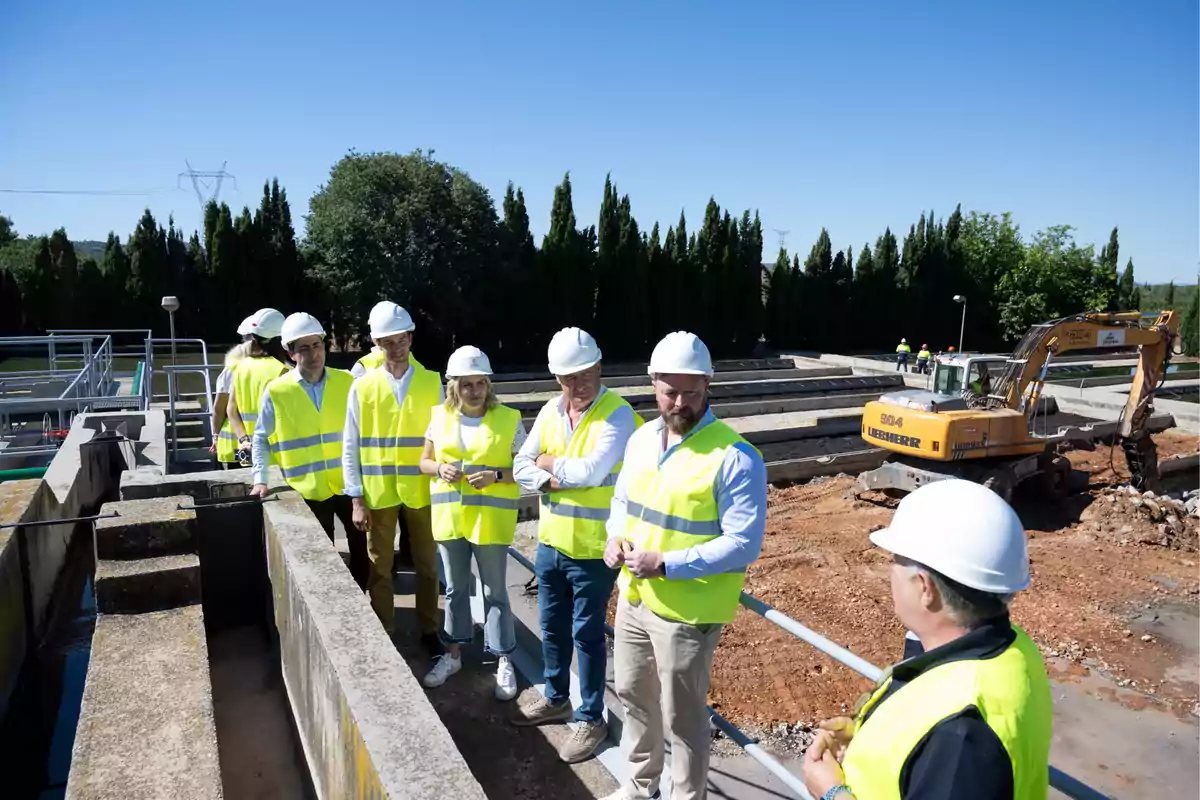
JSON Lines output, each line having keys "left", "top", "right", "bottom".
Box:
{"left": 1, "top": 0, "right": 1196, "bottom": 283}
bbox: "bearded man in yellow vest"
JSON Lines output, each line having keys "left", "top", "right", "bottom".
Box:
{"left": 601, "top": 332, "right": 766, "bottom": 800}
{"left": 342, "top": 301, "right": 444, "bottom": 649}
{"left": 512, "top": 327, "right": 640, "bottom": 764}
{"left": 802, "top": 479, "right": 1052, "bottom": 800}
{"left": 248, "top": 313, "right": 369, "bottom": 590}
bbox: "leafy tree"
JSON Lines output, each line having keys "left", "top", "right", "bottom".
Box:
{"left": 1164, "top": 280, "right": 1175, "bottom": 308}
{"left": 306, "top": 150, "right": 500, "bottom": 361}
{"left": 0, "top": 213, "right": 15, "bottom": 247}
{"left": 997, "top": 225, "right": 1100, "bottom": 341}
{"left": 47, "top": 228, "right": 78, "bottom": 329}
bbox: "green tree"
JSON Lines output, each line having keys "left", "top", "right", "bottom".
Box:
{"left": 47, "top": 228, "right": 78, "bottom": 328}
{"left": 593, "top": 175, "right": 624, "bottom": 351}
{"left": 737, "top": 211, "right": 765, "bottom": 349}
{"left": 1181, "top": 286, "right": 1199, "bottom": 356}
{"left": 0, "top": 213, "right": 15, "bottom": 247}
{"left": 957, "top": 212, "right": 1022, "bottom": 350}
{"left": 127, "top": 209, "right": 168, "bottom": 331}
{"left": 996, "top": 225, "right": 1099, "bottom": 341}
{"left": 306, "top": 150, "right": 500, "bottom": 361}
{"left": 1164, "top": 280, "right": 1175, "bottom": 308}
{"left": 765, "top": 247, "right": 791, "bottom": 345}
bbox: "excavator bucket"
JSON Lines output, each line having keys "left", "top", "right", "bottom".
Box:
{"left": 1122, "top": 432, "right": 1160, "bottom": 493}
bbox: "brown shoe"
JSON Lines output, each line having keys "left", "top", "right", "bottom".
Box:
{"left": 511, "top": 694, "right": 573, "bottom": 727}
{"left": 558, "top": 720, "right": 608, "bottom": 763}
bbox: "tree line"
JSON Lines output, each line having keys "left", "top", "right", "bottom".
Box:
{"left": 1, "top": 150, "right": 1195, "bottom": 368}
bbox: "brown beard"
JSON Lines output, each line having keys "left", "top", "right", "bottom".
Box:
{"left": 664, "top": 407, "right": 699, "bottom": 436}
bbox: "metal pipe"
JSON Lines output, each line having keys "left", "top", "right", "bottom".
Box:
{"left": 739, "top": 593, "right": 885, "bottom": 682}
{"left": 0, "top": 511, "right": 119, "bottom": 530}
{"left": 0, "top": 467, "right": 49, "bottom": 482}
{"left": 708, "top": 710, "right": 813, "bottom": 799}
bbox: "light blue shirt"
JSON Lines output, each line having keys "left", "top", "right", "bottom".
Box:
{"left": 252, "top": 369, "right": 328, "bottom": 486}
{"left": 513, "top": 387, "right": 638, "bottom": 492}
{"left": 607, "top": 408, "right": 767, "bottom": 581}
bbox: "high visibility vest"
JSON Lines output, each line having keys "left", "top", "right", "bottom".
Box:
{"left": 843, "top": 625, "right": 1052, "bottom": 800}
{"left": 896, "top": 343, "right": 911, "bottom": 354}
{"left": 429, "top": 404, "right": 521, "bottom": 545}
{"left": 538, "top": 389, "right": 641, "bottom": 560}
{"left": 355, "top": 349, "right": 423, "bottom": 374}
{"left": 267, "top": 368, "right": 352, "bottom": 502}
{"left": 216, "top": 366, "right": 238, "bottom": 464}
{"left": 617, "top": 419, "right": 754, "bottom": 624}
{"left": 233, "top": 357, "right": 289, "bottom": 443}
{"left": 917, "top": 349, "right": 931, "bottom": 360}
{"left": 357, "top": 363, "right": 441, "bottom": 509}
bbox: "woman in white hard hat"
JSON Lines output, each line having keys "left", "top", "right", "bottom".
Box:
{"left": 210, "top": 315, "right": 255, "bottom": 469}
{"left": 419, "top": 346, "right": 526, "bottom": 700}
{"left": 802, "top": 479, "right": 1052, "bottom": 800}
{"left": 227, "top": 308, "right": 291, "bottom": 466}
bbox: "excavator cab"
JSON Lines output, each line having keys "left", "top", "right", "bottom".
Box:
{"left": 930, "top": 354, "right": 1006, "bottom": 397}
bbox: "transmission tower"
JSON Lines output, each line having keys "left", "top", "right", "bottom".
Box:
{"left": 772, "top": 228, "right": 790, "bottom": 251}
{"left": 178, "top": 161, "right": 237, "bottom": 212}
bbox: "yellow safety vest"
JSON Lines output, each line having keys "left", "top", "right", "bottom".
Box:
{"left": 842, "top": 626, "right": 1053, "bottom": 800}
{"left": 357, "top": 363, "right": 441, "bottom": 509}
{"left": 429, "top": 404, "right": 521, "bottom": 545}
{"left": 216, "top": 368, "right": 238, "bottom": 463}
{"left": 538, "top": 389, "right": 641, "bottom": 560}
{"left": 896, "top": 343, "right": 911, "bottom": 354}
{"left": 618, "top": 419, "right": 753, "bottom": 624}
{"left": 267, "top": 368, "right": 352, "bottom": 502}
{"left": 356, "top": 349, "right": 423, "bottom": 374}
{"left": 233, "top": 356, "right": 289, "bottom": 443}
{"left": 917, "top": 349, "right": 931, "bottom": 360}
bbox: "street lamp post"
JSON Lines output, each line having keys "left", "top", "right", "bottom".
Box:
{"left": 953, "top": 295, "right": 967, "bottom": 352}
{"left": 161, "top": 296, "right": 181, "bottom": 367}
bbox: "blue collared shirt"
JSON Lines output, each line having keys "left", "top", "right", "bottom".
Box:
{"left": 251, "top": 368, "right": 328, "bottom": 486}
{"left": 513, "top": 387, "right": 638, "bottom": 492}
{"left": 606, "top": 408, "right": 767, "bottom": 581}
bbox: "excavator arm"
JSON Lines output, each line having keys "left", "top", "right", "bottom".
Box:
{"left": 991, "top": 310, "right": 1178, "bottom": 488}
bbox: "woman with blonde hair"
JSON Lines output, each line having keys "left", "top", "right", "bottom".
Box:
{"left": 419, "top": 346, "right": 525, "bottom": 700}
{"left": 210, "top": 316, "right": 255, "bottom": 468}
{"left": 227, "top": 308, "right": 290, "bottom": 466}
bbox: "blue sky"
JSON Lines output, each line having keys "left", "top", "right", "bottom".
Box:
{"left": 1, "top": 0, "right": 1196, "bottom": 283}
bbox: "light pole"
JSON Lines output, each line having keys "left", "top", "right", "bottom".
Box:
{"left": 953, "top": 295, "right": 967, "bottom": 352}
{"left": 161, "top": 296, "right": 180, "bottom": 367}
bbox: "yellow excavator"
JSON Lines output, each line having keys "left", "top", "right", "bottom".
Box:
{"left": 856, "top": 311, "right": 1180, "bottom": 501}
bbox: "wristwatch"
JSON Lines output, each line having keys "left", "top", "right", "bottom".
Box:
{"left": 495, "top": 469, "right": 504, "bottom": 481}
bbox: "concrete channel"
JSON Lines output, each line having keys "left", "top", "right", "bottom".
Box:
{"left": 0, "top": 356, "right": 1182, "bottom": 799}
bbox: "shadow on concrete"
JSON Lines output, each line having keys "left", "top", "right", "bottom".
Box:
{"left": 390, "top": 578, "right": 616, "bottom": 800}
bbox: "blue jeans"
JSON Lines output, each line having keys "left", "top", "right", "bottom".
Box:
{"left": 536, "top": 542, "right": 617, "bottom": 723}
{"left": 438, "top": 538, "right": 515, "bottom": 655}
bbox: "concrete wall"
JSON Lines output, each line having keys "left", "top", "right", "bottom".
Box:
{"left": 120, "top": 468, "right": 488, "bottom": 800}
{"left": 0, "top": 410, "right": 165, "bottom": 721}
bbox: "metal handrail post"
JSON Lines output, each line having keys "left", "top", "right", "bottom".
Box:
{"left": 167, "top": 371, "right": 177, "bottom": 463}
{"left": 739, "top": 593, "right": 884, "bottom": 681}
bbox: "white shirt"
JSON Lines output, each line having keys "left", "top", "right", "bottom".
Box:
{"left": 513, "top": 388, "right": 638, "bottom": 492}
{"left": 342, "top": 363, "right": 445, "bottom": 498}
{"left": 425, "top": 412, "right": 529, "bottom": 459}
{"left": 215, "top": 367, "right": 234, "bottom": 394}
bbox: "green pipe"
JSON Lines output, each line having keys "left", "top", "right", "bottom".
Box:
{"left": 0, "top": 467, "right": 48, "bottom": 482}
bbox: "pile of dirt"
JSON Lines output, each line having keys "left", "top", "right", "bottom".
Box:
{"left": 708, "top": 429, "right": 1200, "bottom": 729}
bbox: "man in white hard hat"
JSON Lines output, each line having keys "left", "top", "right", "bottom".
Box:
{"left": 248, "top": 313, "right": 368, "bottom": 590}
{"left": 350, "top": 300, "right": 426, "bottom": 378}
{"left": 802, "top": 479, "right": 1052, "bottom": 800}
{"left": 602, "top": 331, "right": 766, "bottom": 800}
{"left": 342, "top": 301, "right": 444, "bottom": 648}
{"left": 512, "top": 327, "right": 640, "bottom": 763}
{"left": 895, "top": 337, "right": 911, "bottom": 372}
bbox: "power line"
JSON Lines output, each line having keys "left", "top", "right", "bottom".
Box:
{"left": 178, "top": 161, "right": 237, "bottom": 213}
{"left": 0, "top": 187, "right": 175, "bottom": 196}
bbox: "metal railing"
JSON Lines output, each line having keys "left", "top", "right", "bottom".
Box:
{"left": 163, "top": 363, "right": 221, "bottom": 464}
{"left": 505, "top": 547, "right": 1109, "bottom": 800}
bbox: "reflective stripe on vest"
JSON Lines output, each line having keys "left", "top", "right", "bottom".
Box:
{"left": 268, "top": 368, "right": 352, "bottom": 502}
{"left": 233, "top": 358, "right": 288, "bottom": 441}
{"left": 429, "top": 404, "right": 520, "bottom": 545}
{"left": 618, "top": 418, "right": 751, "bottom": 624}
{"left": 842, "top": 626, "right": 1052, "bottom": 800}
{"left": 357, "top": 364, "right": 440, "bottom": 509}
{"left": 216, "top": 419, "right": 237, "bottom": 463}
{"left": 537, "top": 389, "right": 642, "bottom": 560}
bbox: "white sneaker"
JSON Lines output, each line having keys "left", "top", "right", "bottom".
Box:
{"left": 494, "top": 656, "right": 518, "bottom": 701}
{"left": 422, "top": 653, "right": 461, "bottom": 688}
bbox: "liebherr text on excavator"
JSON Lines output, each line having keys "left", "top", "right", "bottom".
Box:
{"left": 856, "top": 310, "right": 1180, "bottom": 500}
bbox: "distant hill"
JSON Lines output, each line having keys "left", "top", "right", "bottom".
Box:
{"left": 1139, "top": 282, "right": 1197, "bottom": 312}
{"left": 73, "top": 240, "right": 106, "bottom": 262}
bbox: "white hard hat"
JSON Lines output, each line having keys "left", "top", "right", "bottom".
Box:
{"left": 869, "top": 479, "right": 1030, "bottom": 594}
{"left": 901, "top": 338, "right": 907, "bottom": 344}
{"left": 369, "top": 301, "right": 415, "bottom": 339}
{"left": 648, "top": 331, "right": 713, "bottom": 376}
{"left": 446, "top": 346, "right": 493, "bottom": 378}
{"left": 281, "top": 312, "right": 326, "bottom": 347}
{"left": 236, "top": 316, "right": 256, "bottom": 336}
{"left": 247, "top": 308, "right": 285, "bottom": 339}
{"left": 547, "top": 327, "right": 602, "bottom": 375}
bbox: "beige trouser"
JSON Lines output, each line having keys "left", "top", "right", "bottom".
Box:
{"left": 614, "top": 596, "right": 724, "bottom": 800}
{"left": 366, "top": 504, "right": 439, "bottom": 635}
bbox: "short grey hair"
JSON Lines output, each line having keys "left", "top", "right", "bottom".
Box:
{"left": 904, "top": 563, "right": 1013, "bottom": 629}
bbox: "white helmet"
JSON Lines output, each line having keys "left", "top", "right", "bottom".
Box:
{"left": 247, "top": 308, "right": 285, "bottom": 339}
{"left": 369, "top": 301, "right": 415, "bottom": 339}
{"left": 281, "top": 312, "right": 326, "bottom": 347}
{"left": 648, "top": 331, "right": 713, "bottom": 376}
{"left": 901, "top": 338, "right": 907, "bottom": 344}
{"left": 547, "top": 327, "right": 602, "bottom": 375}
{"left": 869, "top": 479, "right": 1029, "bottom": 594}
{"left": 446, "top": 346, "right": 493, "bottom": 378}
{"left": 236, "top": 315, "right": 256, "bottom": 336}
